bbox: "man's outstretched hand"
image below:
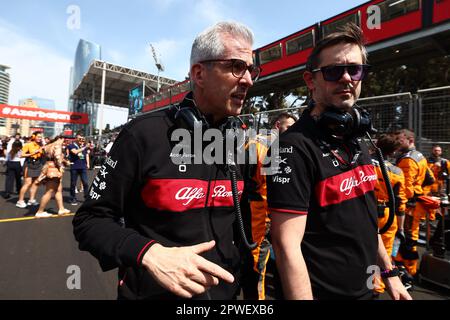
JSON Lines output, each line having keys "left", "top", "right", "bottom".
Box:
{"left": 141, "top": 240, "right": 235, "bottom": 298}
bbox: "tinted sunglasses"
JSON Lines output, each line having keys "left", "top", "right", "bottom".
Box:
{"left": 311, "top": 64, "right": 371, "bottom": 82}
{"left": 199, "top": 59, "right": 262, "bottom": 81}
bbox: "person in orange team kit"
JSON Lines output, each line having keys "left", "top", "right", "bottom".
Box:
{"left": 371, "top": 133, "right": 407, "bottom": 294}
{"left": 240, "top": 112, "right": 297, "bottom": 300}
{"left": 394, "top": 129, "right": 436, "bottom": 281}
{"left": 427, "top": 144, "right": 450, "bottom": 209}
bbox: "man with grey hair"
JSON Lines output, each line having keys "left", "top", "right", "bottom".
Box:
{"left": 73, "top": 21, "right": 260, "bottom": 300}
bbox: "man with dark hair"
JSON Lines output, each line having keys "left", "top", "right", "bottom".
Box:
{"left": 68, "top": 133, "right": 90, "bottom": 205}
{"left": 428, "top": 144, "right": 450, "bottom": 199}
{"left": 73, "top": 21, "right": 260, "bottom": 300}
{"left": 267, "top": 24, "right": 411, "bottom": 300}
{"left": 270, "top": 112, "right": 298, "bottom": 133}
{"left": 394, "top": 129, "right": 435, "bottom": 281}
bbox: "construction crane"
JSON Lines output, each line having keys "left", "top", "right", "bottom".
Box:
{"left": 150, "top": 44, "right": 165, "bottom": 92}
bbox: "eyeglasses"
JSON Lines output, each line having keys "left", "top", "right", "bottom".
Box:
{"left": 199, "top": 59, "right": 261, "bottom": 81}
{"left": 311, "top": 64, "right": 371, "bottom": 82}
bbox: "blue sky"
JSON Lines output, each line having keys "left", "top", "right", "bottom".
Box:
{"left": 0, "top": 0, "right": 366, "bottom": 128}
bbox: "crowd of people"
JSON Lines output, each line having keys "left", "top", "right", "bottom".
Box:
{"left": 0, "top": 132, "right": 112, "bottom": 217}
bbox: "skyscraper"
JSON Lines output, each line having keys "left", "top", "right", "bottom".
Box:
{"left": 0, "top": 64, "right": 10, "bottom": 104}
{"left": 72, "top": 39, "right": 101, "bottom": 91}
{"left": 0, "top": 64, "right": 10, "bottom": 133}
{"left": 69, "top": 39, "right": 101, "bottom": 135}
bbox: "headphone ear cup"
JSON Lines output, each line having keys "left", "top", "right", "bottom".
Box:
{"left": 318, "top": 109, "right": 353, "bottom": 136}
{"left": 352, "top": 106, "right": 375, "bottom": 137}
{"left": 174, "top": 106, "right": 209, "bottom": 130}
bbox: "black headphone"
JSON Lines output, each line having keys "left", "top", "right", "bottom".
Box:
{"left": 173, "top": 103, "right": 210, "bottom": 130}
{"left": 312, "top": 101, "right": 375, "bottom": 139}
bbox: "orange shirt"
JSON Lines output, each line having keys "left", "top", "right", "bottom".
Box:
{"left": 22, "top": 141, "right": 43, "bottom": 160}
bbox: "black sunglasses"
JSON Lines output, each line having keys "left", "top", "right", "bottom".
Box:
{"left": 199, "top": 58, "right": 261, "bottom": 81}
{"left": 311, "top": 64, "right": 371, "bottom": 82}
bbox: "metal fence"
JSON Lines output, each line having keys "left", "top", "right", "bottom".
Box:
{"left": 358, "top": 92, "right": 414, "bottom": 135}
{"left": 239, "top": 106, "right": 306, "bottom": 133}
{"left": 246, "top": 86, "right": 450, "bottom": 158}
{"left": 416, "top": 86, "right": 450, "bottom": 156}
{"left": 359, "top": 86, "right": 450, "bottom": 158}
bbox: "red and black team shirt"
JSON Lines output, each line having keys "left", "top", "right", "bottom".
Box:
{"left": 73, "top": 94, "right": 242, "bottom": 300}
{"left": 267, "top": 108, "right": 378, "bottom": 299}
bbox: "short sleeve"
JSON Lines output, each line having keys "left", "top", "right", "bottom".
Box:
{"left": 266, "top": 138, "right": 315, "bottom": 215}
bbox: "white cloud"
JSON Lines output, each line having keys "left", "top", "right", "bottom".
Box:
{"left": 193, "top": 0, "right": 227, "bottom": 25}
{"left": 0, "top": 20, "right": 72, "bottom": 111}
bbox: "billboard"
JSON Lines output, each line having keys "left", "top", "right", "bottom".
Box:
{"left": 0, "top": 104, "right": 89, "bottom": 124}
{"left": 30, "top": 127, "right": 44, "bottom": 133}
{"left": 129, "top": 84, "right": 144, "bottom": 116}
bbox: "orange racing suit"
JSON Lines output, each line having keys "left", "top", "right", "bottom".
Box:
{"left": 372, "top": 159, "right": 407, "bottom": 293}
{"left": 241, "top": 134, "right": 273, "bottom": 300}
{"left": 395, "top": 148, "right": 435, "bottom": 276}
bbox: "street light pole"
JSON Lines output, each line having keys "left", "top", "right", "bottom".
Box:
{"left": 150, "top": 44, "right": 165, "bottom": 93}
{"left": 98, "top": 61, "right": 106, "bottom": 138}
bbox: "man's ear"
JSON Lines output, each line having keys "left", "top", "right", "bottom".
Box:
{"left": 274, "top": 120, "right": 281, "bottom": 131}
{"left": 190, "top": 63, "right": 206, "bottom": 89}
{"left": 303, "top": 71, "right": 315, "bottom": 92}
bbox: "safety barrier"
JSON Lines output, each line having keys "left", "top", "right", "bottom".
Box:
{"left": 249, "top": 86, "right": 450, "bottom": 158}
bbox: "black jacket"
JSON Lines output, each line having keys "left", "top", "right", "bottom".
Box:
{"left": 73, "top": 94, "right": 243, "bottom": 299}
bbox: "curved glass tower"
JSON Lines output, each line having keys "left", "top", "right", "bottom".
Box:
{"left": 70, "top": 39, "right": 101, "bottom": 135}
{"left": 72, "top": 39, "right": 101, "bottom": 90}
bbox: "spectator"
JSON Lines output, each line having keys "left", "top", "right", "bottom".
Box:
{"left": 3, "top": 140, "right": 23, "bottom": 199}
{"left": 68, "top": 133, "right": 90, "bottom": 206}
{"left": 6, "top": 133, "right": 23, "bottom": 154}
{"left": 16, "top": 132, "right": 44, "bottom": 208}
{"left": 34, "top": 136, "right": 71, "bottom": 218}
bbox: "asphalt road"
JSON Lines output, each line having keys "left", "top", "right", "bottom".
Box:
{"left": 0, "top": 167, "right": 117, "bottom": 300}
{"left": 0, "top": 165, "right": 449, "bottom": 300}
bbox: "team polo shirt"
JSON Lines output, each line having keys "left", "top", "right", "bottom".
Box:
{"left": 267, "top": 108, "right": 379, "bottom": 299}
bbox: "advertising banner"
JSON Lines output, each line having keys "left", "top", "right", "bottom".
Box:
{"left": 0, "top": 104, "right": 89, "bottom": 124}
{"left": 129, "top": 84, "right": 144, "bottom": 116}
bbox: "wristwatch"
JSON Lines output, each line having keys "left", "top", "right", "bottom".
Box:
{"left": 381, "top": 267, "right": 400, "bottom": 279}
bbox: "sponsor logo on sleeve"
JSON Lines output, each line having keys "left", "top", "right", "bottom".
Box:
{"left": 272, "top": 176, "right": 291, "bottom": 184}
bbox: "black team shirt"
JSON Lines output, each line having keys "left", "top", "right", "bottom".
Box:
{"left": 267, "top": 108, "right": 378, "bottom": 299}
{"left": 73, "top": 94, "right": 242, "bottom": 300}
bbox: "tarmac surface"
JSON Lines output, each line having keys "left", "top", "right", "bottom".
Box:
{"left": 0, "top": 165, "right": 449, "bottom": 300}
